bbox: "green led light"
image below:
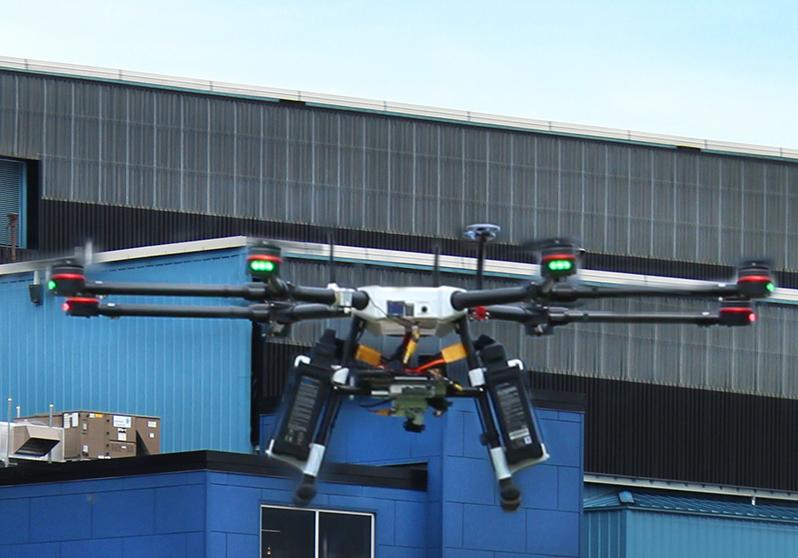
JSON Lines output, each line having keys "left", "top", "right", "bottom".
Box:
{"left": 249, "top": 260, "right": 276, "bottom": 273}
{"left": 766, "top": 282, "right": 775, "bottom": 292}
{"left": 547, "top": 259, "right": 573, "bottom": 272}
{"left": 47, "top": 280, "right": 57, "bottom": 291}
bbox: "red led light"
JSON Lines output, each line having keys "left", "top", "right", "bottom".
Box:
{"left": 473, "top": 306, "right": 489, "bottom": 321}
{"left": 51, "top": 273, "right": 85, "bottom": 280}
{"left": 61, "top": 302, "right": 70, "bottom": 312}
{"left": 246, "top": 254, "right": 283, "bottom": 263}
{"left": 749, "top": 313, "right": 757, "bottom": 323}
{"left": 738, "top": 275, "right": 771, "bottom": 283}
{"left": 541, "top": 253, "right": 576, "bottom": 262}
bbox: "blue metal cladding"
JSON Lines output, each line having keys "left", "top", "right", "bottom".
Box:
{"left": 266, "top": 399, "right": 584, "bottom": 557}
{"left": 0, "top": 248, "right": 257, "bottom": 452}
{"left": 584, "top": 498, "right": 798, "bottom": 558}
{"left": 0, "top": 469, "right": 426, "bottom": 557}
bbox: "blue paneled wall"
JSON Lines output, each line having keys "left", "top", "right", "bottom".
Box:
{"left": 0, "top": 248, "right": 252, "bottom": 452}
{"left": 263, "top": 398, "right": 584, "bottom": 557}
{"left": 0, "top": 469, "right": 427, "bottom": 558}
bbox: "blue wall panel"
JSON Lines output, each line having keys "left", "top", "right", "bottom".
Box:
{"left": 0, "top": 472, "right": 207, "bottom": 558}
{"left": 584, "top": 506, "right": 798, "bottom": 558}
{"left": 627, "top": 511, "right": 798, "bottom": 558}
{"left": 264, "top": 398, "right": 585, "bottom": 557}
{"left": 0, "top": 248, "right": 259, "bottom": 452}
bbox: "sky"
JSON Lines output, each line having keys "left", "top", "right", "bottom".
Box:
{"left": 0, "top": 0, "right": 796, "bottom": 148}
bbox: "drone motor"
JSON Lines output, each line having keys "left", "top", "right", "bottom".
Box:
{"left": 49, "top": 260, "right": 86, "bottom": 297}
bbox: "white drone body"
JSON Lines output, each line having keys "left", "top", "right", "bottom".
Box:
{"left": 351, "top": 285, "right": 466, "bottom": 336}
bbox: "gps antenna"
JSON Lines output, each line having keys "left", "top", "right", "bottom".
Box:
{"left": 328, "top": 231, "right": 336, "bottom": 284}
{"left": 432, "top": 244, "right": 441, "bottom": 287}
{"left": 464, "top": 224, "right": 500, "bottom": 289}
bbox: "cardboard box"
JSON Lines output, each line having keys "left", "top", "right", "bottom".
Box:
{"left": 17, "top": 411, "right": 160, "bottom": 461}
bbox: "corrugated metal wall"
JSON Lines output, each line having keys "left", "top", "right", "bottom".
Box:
{"left": 629, "top": 511, "right": 798, "bottom": 557}
{"left": 583, "top": 510, "right": 627, "bottom": 558}
{"left": 0, "top": 158, "right": 23, "bottom": 245}
{"left": 537, "top": 373, "right": 798, "bottom": 491}
{"left": 30, "top": 198, "right": 798, "bottom": 288}
{"left": 584, "top": 510, "right": 798, "bottom": 558}
{"left": 0, "top": 249, "right": 253, "bottom": 453}
{"left": 2, "top": 70, "right": 798, "bottom": 270}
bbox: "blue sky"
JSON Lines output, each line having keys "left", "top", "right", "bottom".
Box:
{"left": 1, "top": 0, "right": 795, "bottom": 147}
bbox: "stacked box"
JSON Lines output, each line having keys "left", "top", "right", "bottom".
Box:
{"left": 17, "top": 411, "right": 160, "bottom": 460}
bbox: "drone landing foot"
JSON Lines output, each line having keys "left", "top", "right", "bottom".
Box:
{"left": 295, "top": 473, "right": 318, "bottom": 505}
{"left": 499, "top": 478, "right": 521, "bottom": 511}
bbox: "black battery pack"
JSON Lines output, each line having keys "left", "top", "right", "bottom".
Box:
{"left": 484, "top": 364, "right": 546, "bottom": 464}
{"left": 270, "top": 361, "right": 332, "bottom": 461}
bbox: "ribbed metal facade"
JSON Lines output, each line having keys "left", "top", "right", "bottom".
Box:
{"left": 26, "top": 199, "right": 798, "bottom": 288}
{"left": 584, "top": 509, "right": 798, "bottom": 557}
{"left": 2, "top": 69, "right": 798, "bottom": 270}
{"left": 0, "top": 249, "right": 252, "bottom": 453}
{"left": 536, "top": 373, "right": 798, "bottom": 491}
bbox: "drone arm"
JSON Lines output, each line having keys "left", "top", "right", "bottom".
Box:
{"left": 480, "top": 305, "right": 542, "bottom": 323}
{"left": 275, "top": 303, "right": 349, "bottom": 323}
{"left": 482, "top": 305, "right": 754, "bottom": 328}
{"left": 549, "top": 283, "right": 741, "bottom": 302}
{"left": 547, "top": 308, "right": 722, "bottom": 326}
{"left": 66, "top": 300, "right": 348, "bottom": 323}
{"left": 83, "top": 281, "right": 269, "bottom": 300}
{"left": 450, "top": 284, "right": 538, "bottom": 310}
{"left": 93, "top": 302, "right": 260, "bottom": 320}
{"left": 285, "top": 284, "right": 370, "bottom": 309}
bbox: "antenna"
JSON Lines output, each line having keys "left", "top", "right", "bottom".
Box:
{"left": 464, "top": 224, "right": 500, "bottom": 289}
{"left": 432, "top": 244, "right": 441, "bottom": 287}
{"left": 327, "top": 231, "right": 336, "bottom": 284}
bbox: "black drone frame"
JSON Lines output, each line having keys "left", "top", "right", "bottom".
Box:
{"left": 47, "top": 233, "right": 775, "bottom": 511}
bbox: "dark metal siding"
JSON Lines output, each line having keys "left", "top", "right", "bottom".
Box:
{"left": 533, "top": 372, "right": 798, "bottom": 493}
{"left": 2, "top": 70, "right": 798, "bottom": 270}
{"left": 29, "top": 199, "right": 798, "bottom": 288}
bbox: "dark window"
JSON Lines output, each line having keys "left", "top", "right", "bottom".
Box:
{"left": 0, "top": 157, "right": 26, "bottom": 248}
{"left": 318, "top": 511, "right": 372, "bottom": 558}
{"left": 261, "top": 507, "right": 315, "bottom": 558}
{"left": 260, "top": 505, "right": 374, "bottom": 558}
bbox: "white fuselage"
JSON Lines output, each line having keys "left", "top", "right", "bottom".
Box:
{"left": 352, "top": 285, "right": 466, "bottom": 336}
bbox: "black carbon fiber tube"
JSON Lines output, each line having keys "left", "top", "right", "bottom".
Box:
{"left": 85, "top": 281, "right": 269, "bottom": 300}
{"left": 289, "top": 285, "right": 370, "bottom": 309}
{"left": 450, "top": 284, "right": 537, "bottom": 310}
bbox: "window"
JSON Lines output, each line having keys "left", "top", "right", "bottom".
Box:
{"left": 0, "top": 157, "right": 26, "bottom": 248}
{"left": 260, "top": 504, "right": 374, "bottom": 558}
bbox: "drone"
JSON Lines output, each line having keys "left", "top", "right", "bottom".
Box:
{"left": 46, "top": 224, "right": 775, "bottom": 511}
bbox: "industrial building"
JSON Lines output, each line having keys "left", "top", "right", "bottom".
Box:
{"left": 1, "top": 56, "right": 798, "bottom": 556}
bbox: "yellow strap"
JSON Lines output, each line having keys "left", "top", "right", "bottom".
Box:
{"left": 441, "top": 343, "right": 467, "bottom": 363}
{"left": 355, "top": 344, "right": 382, "bottom": 367}
{"left": 402, "top": 339, "right": 418, "bottom": 364}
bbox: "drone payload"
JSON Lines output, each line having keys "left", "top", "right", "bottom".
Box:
{"left": 47, "top": 229, "right": 775, "bottom": 511}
